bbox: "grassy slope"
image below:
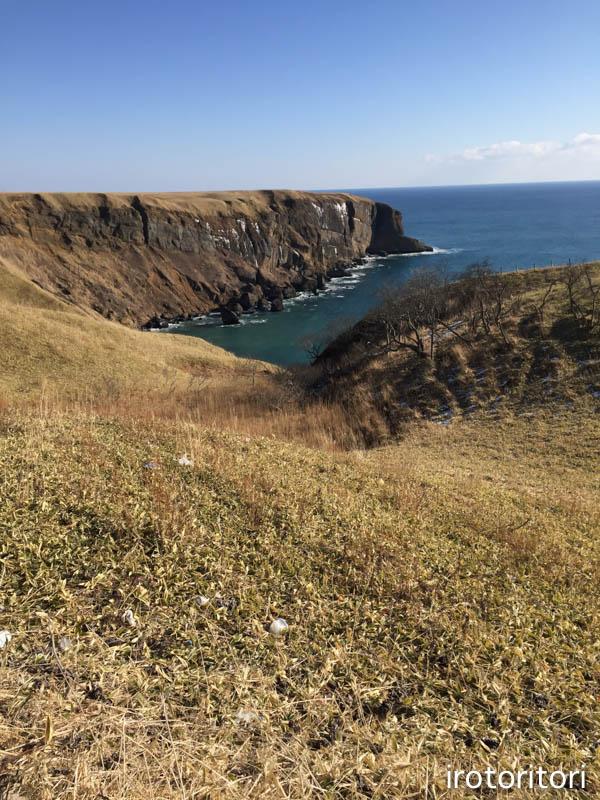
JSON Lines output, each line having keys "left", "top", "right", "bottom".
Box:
{"left": 1, "top": 412, "right": 598, "bottom": 799}
{"left": 321, "top": 263, "right": 600, "bottom": 444}
{"left": 0, "top": 266, "right": 599, "bottom": 798}
{"left": 0, "top": 260, "right": 270, "bottom": 402}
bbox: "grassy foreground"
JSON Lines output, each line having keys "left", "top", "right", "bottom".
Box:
{"left": 0, "top": 409, "right": 599, "bottom": 799}
{"left": 0, "top": 263, "right": 599, "bottom": 798}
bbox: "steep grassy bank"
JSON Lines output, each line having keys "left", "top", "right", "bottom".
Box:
{"left": 0, "top": 260, "right": 268, "bottom": 402}
{"left": 0, "top": 263, "right": 367, "bottom": 450}
{"left": 315, "top": 262, "right": 600, "bottom": 445}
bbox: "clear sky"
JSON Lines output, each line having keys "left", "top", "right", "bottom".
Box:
{"left": 2, "top": 0, "right": 600, "bottom": 191}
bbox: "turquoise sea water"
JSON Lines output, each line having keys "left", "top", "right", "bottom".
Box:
{"left": 166, "top": 181, "right": 600, "bottom": 365}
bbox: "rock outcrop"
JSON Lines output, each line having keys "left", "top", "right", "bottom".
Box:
{"left": 220, "top": 307, "right": 241, "bottom": 325}
{"left": 0, "top": 190, "right": 432, "bottom": 326}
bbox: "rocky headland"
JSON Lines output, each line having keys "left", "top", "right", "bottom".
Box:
{"left": 0, "top": 190, "right": 431, "bottom": 327}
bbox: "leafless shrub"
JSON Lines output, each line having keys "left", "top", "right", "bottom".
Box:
{"left": 372, "top": 268, "right": 464, "bottom": 359}
{"left": 531, "top": 277, "right": 558, "bottom": 331}
{"left": 561, "top": 263, "right": 600, "bottom": 333}
{"left": 360, "top": 262, "right": 522, "bottom": 363}
{"left": 453, "top": 260, "right": 521, "bottom": 345}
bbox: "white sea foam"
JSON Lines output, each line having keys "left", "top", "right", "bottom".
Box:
{"left": 155, "top": 241, "right": 467, "bottom": 334}
{"left": 395, "top": 246, "right": 463, "bottom": 258}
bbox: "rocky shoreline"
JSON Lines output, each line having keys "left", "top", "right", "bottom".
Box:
{"left": 144, "top": 257, "right": 374, "bottom": 328}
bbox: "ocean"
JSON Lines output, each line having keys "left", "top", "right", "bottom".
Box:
{"left": 166, "top": 181, "right": 600, "bottom": 365}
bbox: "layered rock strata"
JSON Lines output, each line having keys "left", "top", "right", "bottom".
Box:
{"left": 0, "top": 190, "right": 432, "bottom": 326}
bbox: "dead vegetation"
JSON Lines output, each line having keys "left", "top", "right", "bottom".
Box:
{"left": 0, "top": 262, "right": 598, "bottom": 798}
{"left": 0, "top": 407, "right": 598, "bottom": 799}
{"left": 313, "top": 261, "right": 600, "bottom": 445}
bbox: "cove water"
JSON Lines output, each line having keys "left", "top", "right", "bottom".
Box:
{"left": 166, "top": 181, "right": 600, "bottom": 365}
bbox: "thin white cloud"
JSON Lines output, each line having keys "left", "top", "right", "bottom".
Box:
{"left": 462, "top": 139, "right": 557, "bottom": 160}
{"left": 426, "top": 132, "right": 600, "bottom": 165}
{"left": 570, "top": 132, "right": 600, "bottom": 148}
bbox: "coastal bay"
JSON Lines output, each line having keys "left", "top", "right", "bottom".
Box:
{"left": 172, "top": 181, "right": 600, "bottom": 363}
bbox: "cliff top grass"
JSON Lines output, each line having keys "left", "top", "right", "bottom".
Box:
{"left": 0, "top": 189, "right": 370, "bottom": 217}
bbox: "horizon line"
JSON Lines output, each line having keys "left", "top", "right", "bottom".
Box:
{"left": 2, "top": 178, "right": 600, "bottom": 195}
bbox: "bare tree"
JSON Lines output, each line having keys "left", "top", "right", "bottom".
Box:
{"left": 531, "top": 277, "right": 557, "bottom": 331}
{"left": 451, "top": 260, "right": 521, "bottom": 345}
{"left": 299, "top": 335, "right": 327, "bottom": 362}
{"left": 300, "top": 316, "right": 359, "bottom": 366}
{"left": 562, "top": 264, "right": 600, "bottom": 333}
{"left": 373, "top": 267, "right": 467, "bottom": 359}
{"left": 319, "top": 260, "right": 527, "bottom": 372}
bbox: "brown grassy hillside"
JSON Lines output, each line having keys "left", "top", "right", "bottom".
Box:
{"left": 315, "top": 262, "right": 600, "bottom": 444}
{"left": 0, "top": 264, "right": 598, "bottom": 798}
{"left": 0, "top": 260, "right": 268, "bottom": 400}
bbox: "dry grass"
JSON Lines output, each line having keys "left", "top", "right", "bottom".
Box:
{"left": 0, "top": 265, "right": 599, "bottom": 798}
{"left": 0, "top": 409, "right": 599, "bottom": 798}
{"left": 0, "top": 261, "right": 272, "bottom": 399}
{"left": 321, "top": 262, "right": 600, "bottom": 444}
{"left": 0, "top": 263, "right": 363, "bottom": 451}
{"left": 0, "top": 189, "right": 368, "bottom": 218}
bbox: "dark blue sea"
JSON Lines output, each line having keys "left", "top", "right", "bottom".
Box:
{"left": 167, "top": 181, "right": 600, "bottom": 365}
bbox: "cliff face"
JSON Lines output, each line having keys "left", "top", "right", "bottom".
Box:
{"left": 0, "top": 190, "right": 431, "bottom": 326}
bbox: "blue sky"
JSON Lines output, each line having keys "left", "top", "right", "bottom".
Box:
{"left": 2, "top": 0, "right": 600, "bottom": 190}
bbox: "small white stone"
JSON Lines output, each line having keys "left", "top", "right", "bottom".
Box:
{"left": 0, "top": 631, "right": 11, "bottom": 649}
{"left": 195, "top": 596, "right": 211, "bottom": 607}
{"left": 268, "top": 618, "right": 289, "bottom": 637}
{"left": 234, "top": 710, "right": 260, "bottom": 725}
{"left": 122, "top": 609, "right": 136, "bottom": 627}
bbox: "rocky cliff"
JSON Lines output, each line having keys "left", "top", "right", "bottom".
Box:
{"left": 0, "top": 190, "right": 431, "bottom": 326}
